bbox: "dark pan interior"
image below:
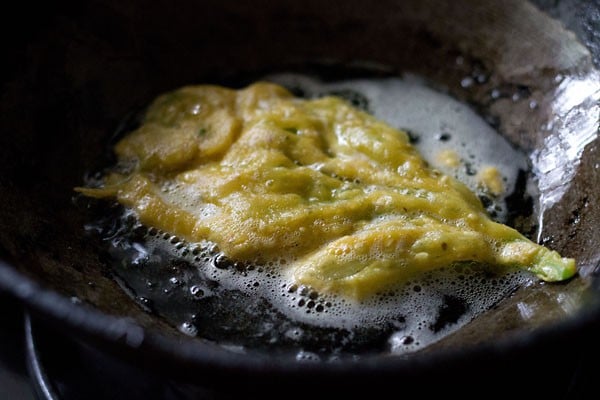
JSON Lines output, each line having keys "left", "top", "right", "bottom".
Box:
{"left": 1, "top": 0, "right": 599, "bottom": 396}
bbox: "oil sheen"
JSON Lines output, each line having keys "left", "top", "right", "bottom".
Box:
{"left": 80, "top": 73, "right": 559, "bottom": 360}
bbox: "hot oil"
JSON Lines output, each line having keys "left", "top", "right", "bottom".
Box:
{"left": 82, "top": 72, "right": 537, "bottom": 361}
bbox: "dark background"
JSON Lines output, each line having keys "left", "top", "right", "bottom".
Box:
{"left": 1, "top": 0, "right": 598, "bottom": 398}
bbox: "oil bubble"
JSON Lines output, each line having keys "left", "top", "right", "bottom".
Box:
{"left": 179, "top": 321, "right": 198, "bottom": 337}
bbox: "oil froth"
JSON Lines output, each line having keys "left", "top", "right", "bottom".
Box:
{"left": 97, "top": 214, "right": 531, "bottom": 358}
{"left": 82, "top": 73, "right": 538, "bottom": 359}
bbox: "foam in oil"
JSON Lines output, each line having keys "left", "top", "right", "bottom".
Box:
{"left": 82, "top": 72, "right": 536, "bottom": 361}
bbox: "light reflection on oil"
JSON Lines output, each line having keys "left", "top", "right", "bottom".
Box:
{"left": 531, "top": 71, "right": 600, "bottom": 242}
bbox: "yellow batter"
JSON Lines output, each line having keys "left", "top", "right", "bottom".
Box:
{"left": 76, "top": 82, "right": 576, "bottom": 299}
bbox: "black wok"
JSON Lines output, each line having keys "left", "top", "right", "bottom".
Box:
{"left": 1, "top": 0, "right": 599, "bottom": 398}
